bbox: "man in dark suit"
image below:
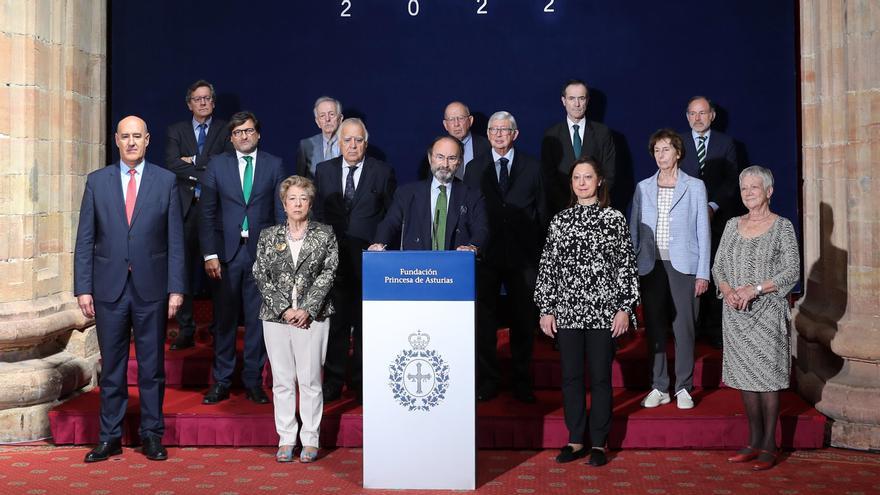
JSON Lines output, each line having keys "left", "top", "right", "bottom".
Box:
{"left": 199, "top": 111, "right": 286, "bottom": 405}
{"left": 417, "top": 101, "right": 492, "bottom": 180}
{"left": 295, "top": 96, "right": 343, "bottom": 179}
{"left": 74, "top": 116, "right": 185, "bottom": 462}
{"left": 464, "top": 111, "right": 549, "bottom": 404}
{"left": 313, "top": 118, "right": 396, "bottom": 402}
{"left": 164, "top": 79, "right": 232, "bottom": 350}
{"left": 679, "top": 96, "right": 741, "bottom": 348}
{"left": 370, "top": 136, "right": 488, "bottom": 252}
{"left": 541, "top": 79, "right": 616, "bottom": 214}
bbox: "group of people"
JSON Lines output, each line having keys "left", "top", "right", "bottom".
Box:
{"left": 73, "top": 78, "right": 799, "bottom": 472}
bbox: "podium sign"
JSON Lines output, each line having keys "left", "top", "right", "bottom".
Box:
{"left": 362, "top": 251, "right": 476, "bottom": 490}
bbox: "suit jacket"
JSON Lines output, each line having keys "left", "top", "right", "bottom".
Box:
{"left": 679, "top": 130, "right": 741, "bottom": 233}
{"left": 463, "top": 150, "right": 549, "bottom": 266}
{"left": 199, "top": 150, "right": 286, "bottom": 263}
{"left": 312, "top": 156, "right": 397, "bottom": 244}
{"left": 373, "top": 178, "right": 489, "bottom": 250}
{"left": 416, "top": 134, "right": 492, "bottom": 181}
{"left": 295, "top": 133, "right": 336, "bottom": 179}
{"left": 164, "top": 118, "right": 232, "bottom": 218}
{"left": 74, "top": 162, "right": 186, "bottom": 302}
{"left": 253, "top": 221, "right": 338, "bottom": 322}
{"left": 629, "top": 170, "right": 711, "bottom": 280}
{"left": 541, "top": 119, "right": 616, "bottom": 213}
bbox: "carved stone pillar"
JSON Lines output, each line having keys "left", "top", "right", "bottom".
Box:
{"left": 0, "top": 0, "right": 106, "bottom": 442}
{"left": 795, "top": 0, "right": 880, "bottom": 450}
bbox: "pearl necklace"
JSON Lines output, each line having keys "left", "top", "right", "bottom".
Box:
{"left": 287, "top": 223, "right": 308, "bottom": 242}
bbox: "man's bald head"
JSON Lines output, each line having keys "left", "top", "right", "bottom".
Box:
{"left": 115, "top": 116, "right": 150, "bottom": 167}
{"left": 443, "top": 101, "right": 474, "bottom": 140}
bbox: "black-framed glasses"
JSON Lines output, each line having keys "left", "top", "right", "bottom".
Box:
{"left": 231, "top": 128, "right": 257, "bottom": 137}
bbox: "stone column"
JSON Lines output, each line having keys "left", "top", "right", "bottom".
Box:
{"left": 0, "top": 0, "right": 106, "bottom": 442}
{"left": 795, "top": 0, "right": 880, "bottom": 450}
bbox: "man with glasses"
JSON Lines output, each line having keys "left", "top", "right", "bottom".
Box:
{"left": 313, "top": 118, "right": 396, "bottom": 403}
{"left": 541, "top": 79, "right": 616, "bottom": 214}
{"left": 679, "top": 96, "right": 740, "bottom": 349}
{"left": 199, "top": 111, "right": 286, "bottom": 405}
{"left": 164, "top": 80, "right": 232, "bottom": 350}
{"left": 369, "top": 136, "right": 487, "bottom": 252}
{"left": 464, "top": 111, "right": 549, "bottom": 404}
{"left": 295, "top": 96, "right": 344, "bottom": 179}
{"left": 419, "top": 101, "right": 492, "bottom": 180}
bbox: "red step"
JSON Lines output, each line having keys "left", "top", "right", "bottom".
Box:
{"left": 49, "top": 386, "right": 825, "bottom": 449}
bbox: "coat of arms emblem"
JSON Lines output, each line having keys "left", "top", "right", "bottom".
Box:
{"left": 388, "top": 330, "right": 449, "bottom": 411}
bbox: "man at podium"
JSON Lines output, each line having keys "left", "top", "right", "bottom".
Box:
{"left": 369, "top": 136, "right": 488, "bottom": 252}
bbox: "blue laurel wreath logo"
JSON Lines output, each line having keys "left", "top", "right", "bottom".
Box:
{"left": 389, "top": 330, "right": 449, "bottom": 411}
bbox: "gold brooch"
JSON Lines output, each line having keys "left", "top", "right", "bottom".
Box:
{"left": 275, "top": 243, "right": 287, "bottom": 251}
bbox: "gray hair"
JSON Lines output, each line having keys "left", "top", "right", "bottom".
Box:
{"left": 739, "top": 165, "right": 774, "bottom": 189}
{"left": 312, "top": 96, "right": 342, "bottom": 118}
{"left": 488, "top": 111, "right": 518, "bottom": 131}
{"left": 338, "top": 117, "right": 369, "bottom": 142}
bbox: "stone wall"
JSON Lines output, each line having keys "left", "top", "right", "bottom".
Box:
{"left": 795, "top": 0, "right": 879, "bottom": 450}
{"left": 0, "top": 0, "right": 106, "bottom": 442}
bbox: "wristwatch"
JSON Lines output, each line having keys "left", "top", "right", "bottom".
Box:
{"left": 755, "top": 284, "right": 763, "bottom": 296}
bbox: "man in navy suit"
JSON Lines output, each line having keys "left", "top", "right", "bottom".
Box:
{"left": 199, "top": 111, "right": 286, "bottom": 405}
{"left": 295, "top": 96, "right": 343, "bottom": 178}
{"left": 541, "top": 79, "right": 617, "bottom": 214}
{"left": 464, "top": 111, "right": 549, "bottom": 404}
{"left": 370, "top": 136, "right": 488, "bottom": 252}
{"left": 164, "top": 79, "right": 233, "bottom": 350}
{"left": 74, "top": 116, "right": 185, "bottom": 463}
{"left": 313, "top": 118, "right": 396, "bottom": 402}
{"left": 679, "top": 96, "right": 741, "bottom": 348}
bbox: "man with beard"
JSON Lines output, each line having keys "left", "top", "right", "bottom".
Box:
{"left": 370, "top": 136, "right": 487, "bottom": 252}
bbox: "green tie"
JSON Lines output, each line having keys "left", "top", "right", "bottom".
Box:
{"left": 242, "top": 155, "right": 254, "bottom": 231}
{"left": 433, "top": 184, "right": 447, "bottom": 250}
{"left": 572, "top": 124, "right": 582, "bottom": 157}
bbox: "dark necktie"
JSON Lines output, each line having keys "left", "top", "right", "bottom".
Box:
{"left": 572, "top": 124, "right": 582, "bottom": 157}
{"left": 197, "top": 123, "right": 207, "bottom": 154}
{"left": 498, "top": 157, "right": 510, "bottom": 195}
{"left": 697, "top": 135, "right": 707, "bottom": 173}
{"left": 433, "top": 185, "right": 448, "bottom": 250}
{"left": 344, "top": 165, "right": 357, "bottom": 209}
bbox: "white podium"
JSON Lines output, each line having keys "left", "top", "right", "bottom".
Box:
{"left": 362, "top": 251, "right": 476, "bottom": 490}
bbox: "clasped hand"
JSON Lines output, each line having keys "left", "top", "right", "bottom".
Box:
{"left": 723, "top": 285, "right": 758, "bottom": 311}
{"left": 282, "top": 308, "right": 311, "bottom": 328}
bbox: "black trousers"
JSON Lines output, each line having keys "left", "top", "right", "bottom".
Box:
{"left": 175, "top": 204, "right": 201, "bottom": 340}
{"left": 476, "top": 261, "right": 537, "bottom": 391}
{"left": 324, "top": 237, "right": 366, "bottom": 392}
{"left": 557, "top": 328, "right": 615, "bottom": 448}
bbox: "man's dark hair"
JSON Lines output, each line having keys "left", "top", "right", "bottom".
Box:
{"left": 185, "top": 79, "right": 215, "bottom": 102}
{"left": 428, "top": 135, "right": 464, "bottom": 159}
{"left": 228, "top": 111, "right": 260, "bottom": 133}
{"left": 561, "top": 79, "right": 590, "bottom": 98}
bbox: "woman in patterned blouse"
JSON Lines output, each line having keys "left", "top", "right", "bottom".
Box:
{"left": 534, "top": 157, "right": 639, "bottom": 468}
{"left": 253, "top": 176, "right": 339, "bottom": 463}
{"left": 630, "top": 129, "right": 710, "bottom": 411}
{"left": 712, "top": 166, "right": 799, "bottom": 471}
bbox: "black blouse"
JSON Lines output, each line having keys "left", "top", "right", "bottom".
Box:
{"left": 534, "top": 203, "right": 640, "bottom": 330}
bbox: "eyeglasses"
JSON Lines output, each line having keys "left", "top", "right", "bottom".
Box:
{"left": 432, "top": 154, "right": 460, "bottom": 164}
{"left": 488, "top": 127, "right": 514, "bottom": 135}
{"left": 444, "top": 115, "right": 470, "bottom": 123}
{"left": 231, "top": 128, "right": 257, "bottom": 137}
{"left": 317, "top": 112, "right": 338, "bottom": 120}
{"left": 190, "top": 96, "right": 213, "bottom": 104}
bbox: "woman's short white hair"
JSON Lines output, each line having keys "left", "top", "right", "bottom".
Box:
{"left": 739, "top": 165, "right": 774, "bottom": 189}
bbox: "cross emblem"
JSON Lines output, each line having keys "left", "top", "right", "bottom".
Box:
{"left": 406, "top": 362, "right": 432, "bottom": 395}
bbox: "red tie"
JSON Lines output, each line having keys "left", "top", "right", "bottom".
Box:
{"left": 126, "top": 168, "right": 137, "bottom": 225}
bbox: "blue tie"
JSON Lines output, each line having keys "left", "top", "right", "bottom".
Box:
{"left": 197, "top": 123, "right": 207, "bottom": 154}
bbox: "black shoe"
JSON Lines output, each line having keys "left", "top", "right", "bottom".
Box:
{"left": 587, "top": 448, "right": 608, "bottom": 467}
{"left": 555, "top": 445, "right": 588, "bottom": 463}
{"left": 142, "top": 436, "right": 167, "bottom": 461}
{"left": 322, "top": 384, "right": 342, "bottom": 402}
{"left": 245, "top": 386, "right": 270, "bottom": 404}
{"left": 169, "top": 335, "right": 195, "bottom": 350}
{"left": 513, "top": 387, "right": 537, "bottom": 404}
{"left": 476, "top": 385, "right": 498, "bottom": 402}
{"left": 84, "top": 440, "right": 122, "bottom": 463}
{"left": 203, "top": 383, "right": 230, "bottom": 404}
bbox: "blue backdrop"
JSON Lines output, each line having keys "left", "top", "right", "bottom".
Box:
{"left": 110, "top": 0, "right": 799, "bottom": 222}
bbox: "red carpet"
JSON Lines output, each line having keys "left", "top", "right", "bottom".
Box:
{"left": 1, "top": 445, "right": 877, "bottom": 495}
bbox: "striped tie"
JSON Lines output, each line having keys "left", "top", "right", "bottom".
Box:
{"left": 697, "top": 135, "right": 707, "bottom": 173}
